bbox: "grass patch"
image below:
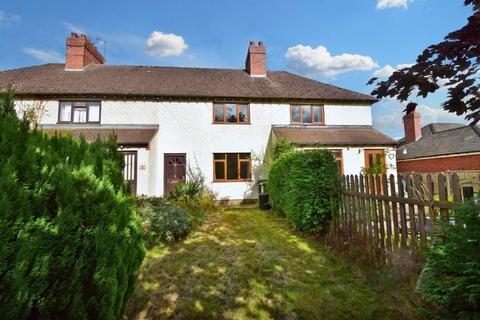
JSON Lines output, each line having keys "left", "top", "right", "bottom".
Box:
{"left": 127, "top": 208, "right": 416, "bottom": 319}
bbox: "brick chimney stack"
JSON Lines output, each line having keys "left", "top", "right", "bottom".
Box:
{"left": 65, "top": 33, "right": 105, "bottom": 70}
{"left": 245, "top": 41, "right": 266, "bottom": 77}
{"left": 403, "top": 111, "right": 422, "bottom": 143}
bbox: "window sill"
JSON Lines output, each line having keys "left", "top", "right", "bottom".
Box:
{"left": 290, "top": 123, "right": 325, "bottom": 126}
{"left": 212, "top": 179, "right": 253, "bottom": 183}
{"left": 212, "top": 122, "right": 251, "bottom": 125}
{"left": 56, "top": 122, "right": 101, "bottom": 125}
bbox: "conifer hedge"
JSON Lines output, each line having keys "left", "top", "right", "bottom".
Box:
{"left": 0, "top": 90, "right": 145, "bottom": 320}
{"left": 267, "top": 150, "right": 341, "bottom": 232}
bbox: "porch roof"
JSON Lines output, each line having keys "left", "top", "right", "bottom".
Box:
{"left": 40, "top": 124, "right": 158, "bottom": 146}
{"left": 272, "top": 126, "right": 396, "bottom": 146}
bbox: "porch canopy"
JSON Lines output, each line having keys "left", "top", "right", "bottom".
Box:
{"left": 272, "top": 126, "right": 396, "bottom": 146}
{"left": 40, "top": 124, "right": 159, "bottom": 146}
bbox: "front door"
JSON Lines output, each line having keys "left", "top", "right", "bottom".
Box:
{"left": 164, "top": 154, "right": 186, "bottom": 197}
{"left": 121, "top": 151, "right": 137, "bottom": 195}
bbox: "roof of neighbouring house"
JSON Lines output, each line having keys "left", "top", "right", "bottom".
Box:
{"left": 272, "top": 126, "right": 397, "bottom": 146}
{"left": 40, "top": 124, "right": 159, "bottom": 145}
{"left": 0, "top": 63, "right": 374, "bottom": 102}
{"left": 397, "top": 123, "right": 480, "bottom": 160}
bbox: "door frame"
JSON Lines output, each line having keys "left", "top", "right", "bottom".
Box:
{"left": 120, "top": 150, "right": 138, "bottom": 195}
{"left": 163, "top": 153, "right": 187, "bottom": 197}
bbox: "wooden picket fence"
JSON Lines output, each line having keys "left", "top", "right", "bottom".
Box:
{"left": 336, "top": 173, "right": 464, "bottom": 262}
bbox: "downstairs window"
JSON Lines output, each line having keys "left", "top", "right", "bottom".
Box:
{"left": 213, "top": 153, "right": 251, "bottom": 181}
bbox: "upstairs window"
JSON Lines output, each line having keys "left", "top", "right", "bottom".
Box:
{"left": 58, "top": 101, "right": 101, "bottom": 123}
{"left": 213, "top": 153, "right": 251, "bottom": 181}
{"left": 213, "top": 103, "right": 250, "bottom": 124}
{"left": 291, "top": 105, "right": 324, "bottom": 125}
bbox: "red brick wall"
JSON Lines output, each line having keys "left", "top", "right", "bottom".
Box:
{"left": 65, "top": 33, "right": 104, "bottom": 69}
{"left": 397, "top": 154, "right": 480, "bottom": 173}
{"left": 245, "top": 41, "right": 266, "bottom": 76}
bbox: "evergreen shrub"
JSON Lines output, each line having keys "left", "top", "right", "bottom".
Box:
{"left": 267, "top": 149, "right": 341, "bottom": 232}
{"left": 0, "top": 90, "right": 145, "bottom": 320}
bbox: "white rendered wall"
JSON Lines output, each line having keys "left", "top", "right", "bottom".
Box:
{"left": 20, "top": 99, "right": 387, "bottom": 199}
{"left": 324, "top": 104, "right": 372, "bottom": 126}
{"left": 303, "top": 146, "right": 396, "bottom": 177}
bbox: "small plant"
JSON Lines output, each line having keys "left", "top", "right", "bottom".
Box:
{"left": 136, "top": 197, "right": 193, "bottom": 248}
{"left": 170, "top": 161, "right": 217, "bottom": 214}
{"left": 272, "top": 137, "right": 294, "bottom": 161}
{"left": 267, "top": 149, "right": 341, "bottom": 232}
{"left": 418, "top": 198, "right": 480, "bottom": 319}
{"left": 361, "top": 153, "right": 386, "bottom": 175}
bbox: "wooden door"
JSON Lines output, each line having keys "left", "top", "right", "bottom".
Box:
{"left": 164, "top": 154, "right": 186, "bottom": 197}
{"left": 121, "top": 151, "right": 137, "bottom": 195}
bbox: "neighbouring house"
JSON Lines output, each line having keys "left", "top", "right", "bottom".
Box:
{"left": 397, "top": 111, "right": 480, "bottom": 197}
{"left": 0, "top": 33, "right": 397, "bottom": 200}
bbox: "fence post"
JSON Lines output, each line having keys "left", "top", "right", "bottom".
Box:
{"left": 406, "top": 175, "right": 417, "bottom": 250}
{"left": 438, "top": 173, "right": 449, "bottom": 222}
{"left": 382, "top": 174, "right": 393, "bottom": 254}
{"left": 397, "top": 175, "right": 408, "bottom": 249}
{"left": 414, "top": 174, "right": 427, "bottom": 249}
{"left": 376, "top": 174, "right": 386, "bottom": 251}
{"left": 389, "top": 174, "right": 399, "bottom": 250}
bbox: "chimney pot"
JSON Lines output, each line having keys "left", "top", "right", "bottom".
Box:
{"left": 245, "top": 40, "right": 266, "bottom": 77}
{"left": 65, "top": 33, "right": 105, "bottom": 70}
{"left": 403, "top": 111, "right": 422, "bottom": 143}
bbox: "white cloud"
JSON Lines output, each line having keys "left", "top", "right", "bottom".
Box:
{"left": 285, "top": 44, "right": 378, "bottom": 78}
{"left": 22, "top": 48, "right": 63, "bottom": 63}
{"left": 0, "top": 11, "right": 21, "bottom": 26}
{"left": 373, "top": 101, "right": 468, "bottom": 137}
{"left": 146, "top": 31, "right": 188, "bottom": 57}
{"left": 62, "top": 22, "right": 86, "bottom": 35}
{"left": 373, "top": 63, "right": 413, "bottom": 78}
{"left": 376, "top": 0, "right": 411, "bottom": 9}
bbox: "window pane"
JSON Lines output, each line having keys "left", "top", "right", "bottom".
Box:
{"left": 214, "top": 153, "right": 225, "bottom": 160}
{"left": 59, "top": 102, "right": 72, "bottom": 122}
{"left": 313, "top": 106, "right": 322, "bottom": 123}
{"left": 73, "top": 108, "right": 87, "bottom": 123}
{"left": 214, "top": 162, "right": 225, "bottom": 180}
{"left": 238, "top": 104, "right": 248, "bottom": 123}
{"left": 88, "top": 103, "right": 100, "bottom": 122}
{"left": 239, "top": 153, "right": 250, "bottom": 159}
{"left": 302, "top": 105, "right": 312, "bottom": 123}
{"left": 291, "top": 105, "right": 300, "bottom": 122}
{"left": 240, "top": 161, "right": 250, "bottom": 179}
{"left": 226, "top": 104, "right": 237, "bottom": 123}
{"left": 214, "top": 104, "right": 224, "bottom": 122}
{"left": 226, "top": 153, "right": 238, "bottom": 180}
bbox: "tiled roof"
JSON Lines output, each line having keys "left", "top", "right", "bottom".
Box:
{"left": 397, "top": 123, "right": 480, "bottom": 160}
{"left": 40, "top": 125, "right": 158, "bottom": 145}
{"left": 0, "top": 63, "right": 374, "bottom": 102}
{"left": 272, "top": 126, "right": 397, "bottom": 146}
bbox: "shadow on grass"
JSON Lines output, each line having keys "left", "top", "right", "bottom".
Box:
{"left": 126, "top": 208, "right": 410, "bottom": 320}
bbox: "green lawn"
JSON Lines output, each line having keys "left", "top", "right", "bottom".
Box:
{"left": 127, "top": 208, "right": 412, "bottom": 319}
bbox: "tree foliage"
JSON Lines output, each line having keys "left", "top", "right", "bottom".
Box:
{"left": 369, "top": 0, "right": 480, "bottom": 124}
{"left": 419, "top": 199, "right": 480, "bottom": 319}
{"left": 267, "top": 150, "right": 341, "bottom": 232}
{"left": 0, "top": 89, "right": 145, "bottom": 319}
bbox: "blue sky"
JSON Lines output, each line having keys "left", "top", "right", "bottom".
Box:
{"left": 0, "top": 0, "right": 473, "bottom": 137}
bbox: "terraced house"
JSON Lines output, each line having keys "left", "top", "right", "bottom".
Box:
{"left": 0, "top": 33, "right": 397, "bottom": 200}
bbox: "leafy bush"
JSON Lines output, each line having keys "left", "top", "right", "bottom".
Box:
{"left": 418, "top": 198, "right": 480, "bottom": 319}
{"left": 170, "top": 163, "right": 217, "bottom": 214}
{"left": 136, "top": 197, "right": 193, "bottom": 248}
{"left": 267, "top": 149, "right": 341, "bottom": 232}
{"left": 272, "top": 137, "right": 294, "bottom": 161}
{"left": 0, "top": 90, "right": 145, "bottom": 319}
